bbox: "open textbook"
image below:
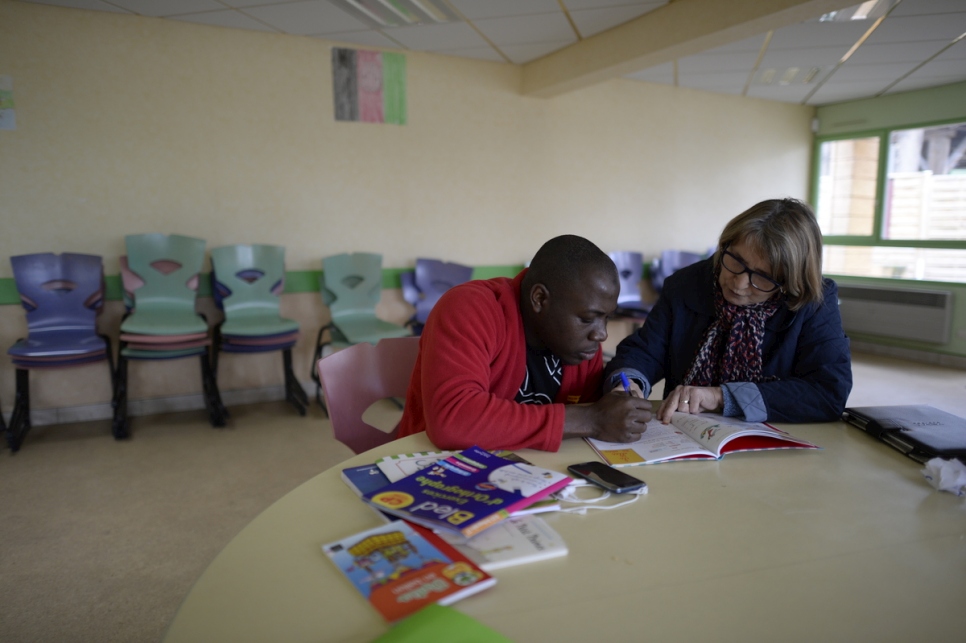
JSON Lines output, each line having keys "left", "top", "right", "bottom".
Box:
{"left": 587, "top": 412, "right": 818, "bottom": 466}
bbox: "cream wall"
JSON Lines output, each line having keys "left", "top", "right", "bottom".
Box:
{"left": 0, "top": 0, "right": 814, "bottom": 414}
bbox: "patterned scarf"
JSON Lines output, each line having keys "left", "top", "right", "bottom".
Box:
{"left": 684, "top": 285, "right": 782, "bottom": 386}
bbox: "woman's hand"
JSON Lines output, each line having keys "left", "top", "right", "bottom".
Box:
{"left": 657, "top": 385, "right": 723, "bottom": 423}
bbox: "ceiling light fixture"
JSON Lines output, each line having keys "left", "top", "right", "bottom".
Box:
{"left": 851, "top": 1, "right": 880, "bottom": 20}
{"left": 779, "top": 67, "right": 799, "bottom": 85}
{"left": 330, "top": 0, "right": 458, "bottom": 29}
{"left": 819, "top": 0, "right": 897, "bottom": 22}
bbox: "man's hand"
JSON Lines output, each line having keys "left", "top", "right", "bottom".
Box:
{"left": 563, "top": 391, "right": 653, "bottom": 443}
{"left": 657, "top": 385, "right": 723, "bottom": 423}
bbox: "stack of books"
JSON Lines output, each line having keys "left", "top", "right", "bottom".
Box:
{"left": 323, "top": 445, "right": 574, "bottom": 622}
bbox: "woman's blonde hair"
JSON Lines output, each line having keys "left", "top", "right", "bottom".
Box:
{"left": 714, "top": 198, "right": 824, "bottom": 311}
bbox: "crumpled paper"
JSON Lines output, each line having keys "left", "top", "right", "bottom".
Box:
{"left": 921, "top": 457, "right": 966, "bottom": 496}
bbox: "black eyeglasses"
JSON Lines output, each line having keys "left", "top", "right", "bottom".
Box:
{"left": 720, "top": 250, "right": 783, "bottom": 293}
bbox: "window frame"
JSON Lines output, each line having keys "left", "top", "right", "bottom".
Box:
{"left": 811, "top": 116, "right": 966, "bottom": 264}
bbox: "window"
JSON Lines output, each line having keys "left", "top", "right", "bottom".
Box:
{"left": 814, "top": 120, "right": 966, "bottom": 283}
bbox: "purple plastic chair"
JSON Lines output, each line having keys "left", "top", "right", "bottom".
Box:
{"left": 413, "top": 259, "right": 473, "bottom": 323}
{"left": 6, "top": 252, "right": 114, "bottom": 452}
{"left": 401, "top": 258, "right": 474, "bottom": 334}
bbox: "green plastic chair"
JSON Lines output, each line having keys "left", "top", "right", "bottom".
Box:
{"left": 113, "top": 233, "right": 226, "bottom": 438}
{"left": 311, "top": 252, "right": 410, "bottom": 410}
{"left": 120, "top": 234, "right": 209, "bottom": 336}
{"left": 210, "top": 244, "right": 307, "bottom": 415}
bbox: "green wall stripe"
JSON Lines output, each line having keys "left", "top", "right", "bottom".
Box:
{"left": 0, "top": 278, "right": 18, "bottom": 305}
{"left": 471, "top": 265, "right": 525, "bottom": 280}
{"left": 0, "top": 265, "right": 530, "bottom": 305}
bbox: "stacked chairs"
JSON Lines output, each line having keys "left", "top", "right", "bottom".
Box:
{"left": 5, "top": 252, "right": 114, "bottom": 451}
{"left": 311, "top": 252, "right": 411, "bottom": 409}
{"left": 400, "top": 258, "right": 473, "bottom": 335}
{"left": 609, "top": 251, "right": 651, "bottom": 320}
{"left": 210, "top": 244, "right": 307, "bottom": 416}
{"left": 113, "top": 233, "right": 227, "bottom": 438}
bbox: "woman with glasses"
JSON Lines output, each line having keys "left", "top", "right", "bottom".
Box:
{"left": 603, "top": 198, "right": 852, "bottom": 424}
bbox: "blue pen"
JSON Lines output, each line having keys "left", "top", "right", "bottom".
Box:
{"left": 619, "top": 372, "right": 632, "bottom": 394}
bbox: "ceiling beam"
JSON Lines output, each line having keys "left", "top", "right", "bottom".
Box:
{"left": 521, "top": 0, "right": 853, "bottom": 97}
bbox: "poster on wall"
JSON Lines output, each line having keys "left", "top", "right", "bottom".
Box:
{"left": 0, "top": 76, "right": 15, "bottom": 130}
{"left": 332, "top": 48, "right": 406, "bottom": 125}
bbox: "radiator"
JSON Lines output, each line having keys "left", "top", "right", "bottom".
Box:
{"left": 837, "top": 284, "right": 953, "bottom": 344}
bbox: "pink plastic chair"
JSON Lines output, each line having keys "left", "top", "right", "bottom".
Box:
{"left": 316, "top": 336, "right": 420, "bottom": 454}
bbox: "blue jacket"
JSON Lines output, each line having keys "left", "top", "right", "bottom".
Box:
{"left": 604, "top": 258, "right": 852, "bottom": 423}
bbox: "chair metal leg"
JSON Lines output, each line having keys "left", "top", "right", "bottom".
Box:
{"left": 283, "top": 348, "right": 307, "bottom": 416}
{"left": 5, "top": 368, "right": 32, "bottom": 452}
{"left": 200, "top": 352, "right": 228, "bottom": 428}
{"left": 311, "top": 324, "right": 332, "bottom": 416}
{"left": 111, "top": 354, "right": 130, "bottom": 440}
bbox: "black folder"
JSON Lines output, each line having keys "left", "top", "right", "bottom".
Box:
{"left": 842, "top": 405, "right": 966, "bottom": 464}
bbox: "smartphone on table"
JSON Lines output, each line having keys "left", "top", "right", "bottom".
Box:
{"left": 567, "top": 461, "right": 647, "bottom": 494}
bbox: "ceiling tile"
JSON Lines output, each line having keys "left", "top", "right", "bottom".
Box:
{"left": 473, "top": 13, "right": 576, "bottom": 46}
{"left": 314, "top": 30, "right": 401, "bottom": 49}
{"left": 847, "top": 40, "right": 953, "bottom": 65}
{"left": 767, "top": 21, "right": 870, "bottom": 50}
{"left": 890, "top": 0, "right": 966, "bottom": 18}
{"left": 758, "top": 46, "right": 848, "bottom": 69}
{"left": 570, "top": 4, "right": 658, "bottom": 38}
{"left": 221, "top": 0, "right": 301, "bottom": 6}
{"left": 432, "top": 46, "right": 506, "bottom": 63}
{"left": 807, "top": 80, "right": 895, "bottom": 104}
{"left": 241, "top": 0, "right": 368, "bottom": 36}
{"left": 171, "top": 9, "right": 278, "bottom": 32}
{"left": 828, "top": 62, "right": 922, "bottom": 81}
{"left": 564, "top": 0, "right": 667, "bottom": 9}
{"left": 866, "top": 13, "right": 966, "bottom": 43}
{"left": 110, "top": 0, "right": 223, "bottom": 17}
{"left": 500, "top": 40, "right": 574, "bottom": 64}
{"left": 388, "top": 22, "right": 490, "bottom": 51}
{"left": 677, "top": 51, "right": 761, "bottom": 74}
{"left": 447, "top": 0, "right": 561, "bottom": 20}
{"left": 934, "top": 40, "right": 966, "bottom": 60}
{"left": 887, "top": 74, "right": 966, "bottom": 94}
{"left": 907, "top": 57, "right": 966, "bottom": 78}
{"left": 19, "top": 0, "right": 130, "bottom": 12}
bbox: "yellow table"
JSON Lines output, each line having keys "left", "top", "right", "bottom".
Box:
{"left": 164, "top": 423, "right": 966, "bottom": 642}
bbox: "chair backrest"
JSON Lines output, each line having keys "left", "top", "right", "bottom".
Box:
{"left": 210, "top": 244, "right": 286, "bottom": 320}
{"left": 399, "top": 270, "right": 419, "bottom": 307}
{"left": 412, "top": 258, "right": 473, "bottom": 323}
{"left": 317, "top": 336, "right": 420, "bottom": 454}
{"left": 650, "top": 249, "right": 705, "bottom": 292}
{"left": 609, "top": 251, "right": 644, "bottom": 305}
{"left": 321, "top": 252, "right": 384, "bottom": 319}
{"left": 10, "top": 252, "right": 104, "bottom": 335}
{"left": 124, "top": 233, "right": 206, "bottom": 312}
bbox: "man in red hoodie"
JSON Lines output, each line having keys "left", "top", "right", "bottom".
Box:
{"left": 398, "top": 235, "right": 653, "bottom": 452}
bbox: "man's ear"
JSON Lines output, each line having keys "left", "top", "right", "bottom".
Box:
{"left": 528, "top": 283, "right": 551, "bottom": 314}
